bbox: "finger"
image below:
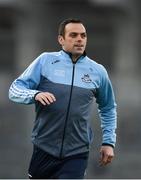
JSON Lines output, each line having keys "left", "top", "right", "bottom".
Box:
{"left": 107, "top": 155, "right": 114, "bottom": 161}
{"left": 99, "top": 155, "right": 113, "bottom": 166}
{"left": 35, "top": 92, "right": 56, "bottom": 105}
{"left": 45, "top": 92, "right": 56, "bottom": 102}
{"left": 46, "top": 95, "right": 54, "bottom": 103}
{"left": 36, "top": 94, "right": 51, "bottom": 105}
{"left": 106, "top": 155, "right": 114, "bottom": 164}
{"left": 99, "top": 153, "right": 108, "bottom": 166}
{"left": 37, "top": 97, "right": 47, "bottom": 106}
{"left": 43, "top": 94, "right": 56, "bottom": 104}
{"left": 41, "top": 95, "right": 52, "bottom": 105}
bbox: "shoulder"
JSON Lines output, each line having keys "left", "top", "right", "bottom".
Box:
{"left": 36, "top": 51, "right": 61, "bottom": 64}
{"left": 85, "top": 56, "right": 108, "bottom": 76}
{"left": 39, "top": 51, "right": 61, "bottom": 58}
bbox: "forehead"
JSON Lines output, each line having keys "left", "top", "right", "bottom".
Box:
{"left": 65, "top": 23, "right": 86, "bottom": 33}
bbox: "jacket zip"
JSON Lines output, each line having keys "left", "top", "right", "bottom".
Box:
{"left": 60, "top": 62, "right": 76, "bottom": 158}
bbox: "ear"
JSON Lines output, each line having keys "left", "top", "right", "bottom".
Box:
{"left": 58, "top": 35, "right": 64, "bottom": 46}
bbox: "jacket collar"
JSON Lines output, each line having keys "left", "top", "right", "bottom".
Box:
{"left": 61, "top": 49, "right": 86, "bottom": 63}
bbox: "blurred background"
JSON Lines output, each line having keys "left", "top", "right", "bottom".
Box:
{"left": 0, "top": 0, "right": 141, "bottom": 178}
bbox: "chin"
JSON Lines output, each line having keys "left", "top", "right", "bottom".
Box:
{"left": 75, "top": 51, "right": 84, "bottom": 55}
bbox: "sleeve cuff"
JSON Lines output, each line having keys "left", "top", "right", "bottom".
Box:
{"left": 102, "top": 143, "right": 115, "bottom": 148}
{"left": 33, "top": 91, "right": 41, "bottom": 101}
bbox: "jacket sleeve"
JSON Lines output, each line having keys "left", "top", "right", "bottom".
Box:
{"left": 95, "top": 65, "right": 117, "bottom": 147}
{"left": 8, "top": 53, "right": 44, "bottom": 104}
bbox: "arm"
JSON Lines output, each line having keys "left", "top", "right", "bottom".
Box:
{"left": 9, "top": 53, "right": 55, "bottom": 105}
{"left": 95, "top": 66, "right": 117, "bottom": 165}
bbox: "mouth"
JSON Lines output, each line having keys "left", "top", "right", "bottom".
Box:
{"left": 74, "top": 44, "right": 84, "bottom": 48}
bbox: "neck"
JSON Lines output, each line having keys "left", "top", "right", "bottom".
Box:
{"left": 71, "top": 54, "right": 81, "bottom": 62}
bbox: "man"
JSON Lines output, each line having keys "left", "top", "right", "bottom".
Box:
{"left": 9, "top": 18, "right": 117, "bottom": 179}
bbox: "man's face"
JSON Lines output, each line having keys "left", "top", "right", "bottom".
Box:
{"left": 58, "top": 23, "right": 87, "bottom": 57}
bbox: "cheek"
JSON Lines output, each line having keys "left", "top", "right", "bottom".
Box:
{"left": 67, "top": 39, "right": 74, "bottom": 44}
{"left": 65, "top": 40, "right": 74, "bottom": 48}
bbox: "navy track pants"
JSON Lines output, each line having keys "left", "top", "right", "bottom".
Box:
{"left": 28, "top": 146, "right": 89, "bottom": 179}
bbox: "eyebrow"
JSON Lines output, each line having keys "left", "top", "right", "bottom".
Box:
{"left": 69, "top": 32, "right": 87, "bottom": 36}
{"left": 70, "top": 32, "right": 86, "bottom": 34}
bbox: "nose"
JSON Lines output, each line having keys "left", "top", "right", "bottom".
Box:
{"left": 77, "top": 34, "right": 83, "bottom": 41}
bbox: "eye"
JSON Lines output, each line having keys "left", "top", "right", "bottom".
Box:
{"left": 69, "top": 33, "right": 77, "bottom": 38}
{"left": 81, "top": 33, "right": 87, "bottom": 38}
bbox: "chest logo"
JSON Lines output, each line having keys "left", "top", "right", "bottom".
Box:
{"left": 52, "top": 60, "right": 60, "bottom": 64}
{"left": 81, "top": 74, "right": 92, "bottom": 83}
{"left": 54, "top": 69, "right": 65, "bottom": 77}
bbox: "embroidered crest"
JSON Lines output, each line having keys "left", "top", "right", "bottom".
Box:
{"left": 81, "top": 74, "right": 92, "bottom": 83}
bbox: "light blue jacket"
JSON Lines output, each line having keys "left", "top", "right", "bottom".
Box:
{"left": 9, "top": 50, "right": 117, "bottom": 158}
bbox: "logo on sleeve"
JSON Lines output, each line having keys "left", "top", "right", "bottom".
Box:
{"left": 81, "top": 74, "right": 92, "bottom": 83}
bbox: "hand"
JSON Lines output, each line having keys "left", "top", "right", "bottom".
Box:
{"left": 99, "top": 145, "right": 114, "bottom": 166}
{"left": 35, "top": 92, "right": 56, "bottom": 106}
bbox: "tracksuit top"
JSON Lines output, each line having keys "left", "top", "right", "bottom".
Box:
{"left": 9, "top": 50, "right": 117, "bottom": 158}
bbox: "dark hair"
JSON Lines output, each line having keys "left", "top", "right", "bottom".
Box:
{"left": 58, "top": 18, "right": 84, "bottom": 37}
